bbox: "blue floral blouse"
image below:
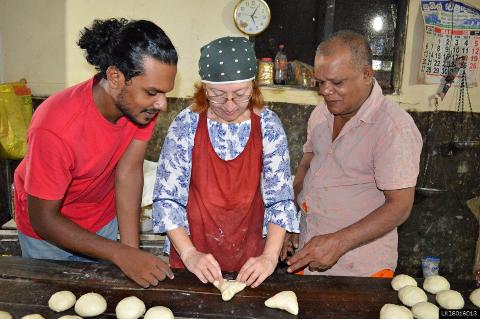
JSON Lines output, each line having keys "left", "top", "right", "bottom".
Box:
{"left": 152, "top": 107, "right": 299, "bottom": 240}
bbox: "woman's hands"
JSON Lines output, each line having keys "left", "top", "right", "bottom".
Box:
{"left": 236, "top": 253, "right": 278, "bottom": 288}
{"left": 180, "top": 246, "right": 223, "bottom": 284}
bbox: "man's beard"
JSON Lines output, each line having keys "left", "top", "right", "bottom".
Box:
{"left": 116, "top": 87, "right": 145, "bottom": 126}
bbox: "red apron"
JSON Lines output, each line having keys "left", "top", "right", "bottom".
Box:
{"left": 169, "top": 110, "right": 265, "bottom": 272}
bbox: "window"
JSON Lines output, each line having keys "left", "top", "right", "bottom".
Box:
{"left": 253, "top": 0, "right": 408, "bottom": 92}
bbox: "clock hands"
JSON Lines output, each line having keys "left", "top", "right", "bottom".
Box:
{"left": 251, "top": 4, "right": 260, "bottom": 17}
{"left": 250, "top": 4, "right": 260, "bottom": 25}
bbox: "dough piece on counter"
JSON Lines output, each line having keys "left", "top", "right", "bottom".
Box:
{"left": 264, "top": 290, "right": 299, "bottom": 315}
{"left": 75, "top": 292, "right": 107, "bottom": 317}
{"left": 116, "top": 296, "right": 146, "bottom": 319}
{"left": 411, "top": 301, "right": 439, "bottom": 319}
{"left": 380, "top": 304, "right": 413, "bottom": 319}
{"left": 48, "top": 290, "right": 77, "bottom": 312}
{"left": 21, "top": 315, "right": 45, "bottom": 319}
{"left": 391, "top": 274, "right": 417, "bottom": 291}
{"left": 470, "top": 288, "right": 480, "bottom": 308}
{"left": 58, "top": 316, "right": 83, "bottom": 319}
{"left": 436, "top": 290, "right": 464, "bottom": 309}
{"left": 213, "top": 280, "right": 247, "bottom": 301}
{"left": 144, "top": 306, "right": 175, "bottom": 319}
{"left": 423, "top": 275, "right": 450, "bottom": 294}
{"left": 0, "top": 311, "right": 12, "bottom": 319}
{"left": 398, "top": 285, "right": 428, "bottom": 307}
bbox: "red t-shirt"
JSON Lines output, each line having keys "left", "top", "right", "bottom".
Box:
{"left": 14, "top": 75, "right": 157, "bottom": 239}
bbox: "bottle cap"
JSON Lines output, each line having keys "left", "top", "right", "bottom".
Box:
{"left": 422, "top": 256, "right": 440, "bottom": 278}
{"left": 261, "top": 57, "right": 273, "bottom": 61}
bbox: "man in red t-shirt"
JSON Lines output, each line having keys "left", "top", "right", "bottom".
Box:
{"left": 13, "top": 18, "right": 178, "bottom": 288}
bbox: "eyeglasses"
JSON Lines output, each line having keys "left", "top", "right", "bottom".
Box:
{"left": 205, "top": 90, "right": 252, "bottom": 106}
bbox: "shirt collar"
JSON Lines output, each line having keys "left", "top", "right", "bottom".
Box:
{"left": 320, "top": 79, "right": 382, "bottom": 125}
{"left": 351, "top": 79, "right": 382, "bottom": 125}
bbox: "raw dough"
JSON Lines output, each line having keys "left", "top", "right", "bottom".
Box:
{"left": 469, "top": 288, "right": 480, "bottom": 308}
{"left": 213, "top": 280, "right": 246, "bottom": 301}
{"left": 411, "top": 301, "right": 439, "bottom": 319}
{"left": 264, "top": 290, "right": 299, "bottom": 315}
{"left": 398, "top": 285, "right": 428, "bottom": 307}
{"left": 144, "top": 306, "right": 175, "bottom": 319}
{"left": 115, "top": 296, "right": 146, "bottom": 319}
{"left": 21, "top": 315, "right": 44, "bottom": 319}
{"left": 48, "top": 290, "right": 77, "bottom": 312}
{"left": 0, "top": 311, "right": 12, "bottom": 319}
{"left": 75, "top": 292, "right": 107, "bottom": 317}
{"left": 379, "top": 304, "right": 413, "bottom": 319}
{"left": 391, "top": 274, "right": 417, "bottom": 291}
{"left": 58, "top": 316, "right": 83, "bottom": 319}
{"left": 436, "top": 290, "right": 464, "bottom": 309}
{"left": 423, "top": 275, "right": 450, "bottom": 294}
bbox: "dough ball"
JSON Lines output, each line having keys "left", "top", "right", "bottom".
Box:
{"left": 48, "top": 290, "right": 77, "bottom": 312}
{"left": 115, "top": 296, "right": 146, "bottom": 319}
{"left": 391, "top": 274, "right": 417, "bottom": 291}
{"left": 144, "top": 306, "right": 175, "bottom": 319}
{"left": 469, "top": 288, "right": 480, "bottom": 308}
{"left": 0, "top": 311, "right": 12, "bottom": 319}
{"left": 213, "top": 280, "right": 246, "bottom": 301}
{"left": 436, "top": 290, "right": 464, "bottom": 309}
{"left": 398, "top": 285, "right": 428, "bottom": 307}
{"left": 21, "top": 315, "right": 45, "bottom": 319}
{"left": 423, "top": 275, "right": 450, "bottom": 294}
{"left": 411, "top": 301, "right": 439, "bottom": 319}
{"left": 380, "top": 304, "right": 413, "bottom": 319}
{"left": 264, "top": 291, "right": 299, "bottom": 315}
{"left": 58, "top": 316, "right": 83, "bottom": 319}
{"left": 75, "top": 292, "right": 107, "bottom": 317}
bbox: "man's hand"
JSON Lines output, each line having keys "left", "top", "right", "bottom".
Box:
{"left": 287, "top": 233, "right": 346, "bottom": 273}
{"left": 474, "top": 265, "right": 480, "bottom": 285}
{"left": 280, "top": 233, "right": 299, "bottom": 261}
{"left": 181, "top": 247, "right": 222, "bottom": 284}
{"left": 237, "top": 253, "right": 278, "bottom": 288}
{"left": 112, "top": 245, "right": 174, "bottom": 288}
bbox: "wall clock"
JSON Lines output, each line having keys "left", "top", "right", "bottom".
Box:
{"left": 233, "top": 0, "right": 271, "bottom": 36}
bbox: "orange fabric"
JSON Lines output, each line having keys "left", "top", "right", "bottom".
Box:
{"left": 295, "top": 269, "right": 392, "bottom": 277}
{"left": 370, "top": 269, "right": 394, "bottom": 278}
{"left": 301, "top": 201, "right": 308, "bottom": 213}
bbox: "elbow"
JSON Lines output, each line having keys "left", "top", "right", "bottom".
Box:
{"left": 29, "top": 212, "right": 53, "bottom": 239}
{"left": 397, "top": 201, "right": 414, "bottom": 226}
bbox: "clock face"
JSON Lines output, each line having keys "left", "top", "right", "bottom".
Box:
{"left": 234, "top": 0, "right": 271, "bottom": 35}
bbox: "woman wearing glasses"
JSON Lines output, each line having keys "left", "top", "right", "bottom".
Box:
{"left": 152, "top": 36, "right": 299, "bottom": 288}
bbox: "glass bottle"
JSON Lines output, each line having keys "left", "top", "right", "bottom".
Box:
{"left": 274, "top": 44, "right": 288, "bottom": 85}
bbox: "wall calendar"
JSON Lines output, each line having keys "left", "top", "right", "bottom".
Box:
{"left": 419, "top": 0, "right": 480, "bottom": 87}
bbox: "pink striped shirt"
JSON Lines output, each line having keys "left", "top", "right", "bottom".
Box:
{"left": 298, "top": 80, "right": 423, "bottom": 276}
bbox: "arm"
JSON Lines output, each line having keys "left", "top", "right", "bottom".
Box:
{"left": 292, "top": 152, "right": 313, "bottom": 201}
{"left": 115, "top": 139, "right": 146, "bottom": 248}
{"left": 280, "top": 152, "right": 313, "bottom": 261}
{"left": 287, "top": 187, "right": 414, "bottom": 273}
{"left": 28, "top": 196, "right": 173, "bottom": 287}
{"left": 237, "top": 110, "right": 296, "bottom": 287}
{"left": 150, "top": 110, "right": 222, "bottom": 283}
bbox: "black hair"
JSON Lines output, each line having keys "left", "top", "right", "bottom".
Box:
{"left": 77, "top": 18, "right": 178, "bottom": 81}
{"left": 316, "top": 30, "right": 372, "bottom": 70}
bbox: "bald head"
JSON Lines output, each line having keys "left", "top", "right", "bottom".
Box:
{"left": 316, "top": 30, "right": 372, "bottom": 71}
